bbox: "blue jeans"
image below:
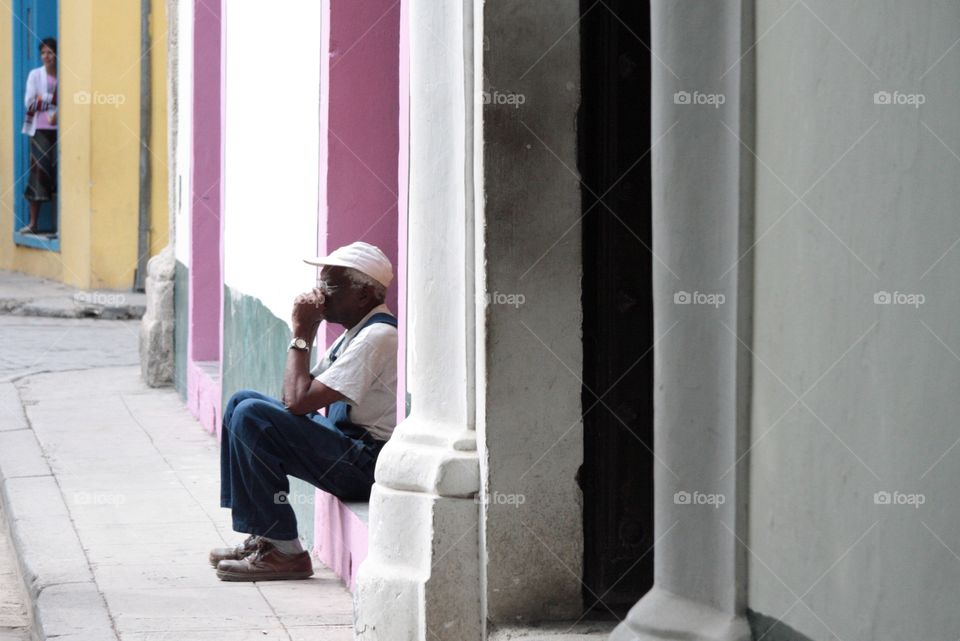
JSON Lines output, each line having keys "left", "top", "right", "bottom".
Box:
{"left": 219, "top": 389, "right": 385, "bottom": 540}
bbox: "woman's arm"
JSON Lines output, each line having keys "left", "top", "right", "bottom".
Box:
{"left": 23, "top": 69, "right": 38, "bottom": 111}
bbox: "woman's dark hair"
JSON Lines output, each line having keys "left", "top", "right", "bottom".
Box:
{"left": 39, "top": 37, "right": 56, "bottom": 54}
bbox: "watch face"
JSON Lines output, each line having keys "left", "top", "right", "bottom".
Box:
{"left": 295, "top": 338, "right": 308, "bottom": 349}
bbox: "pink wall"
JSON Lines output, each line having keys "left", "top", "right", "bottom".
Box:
{"left": 314, "top": 492, "right": 369, "bottom": 592}
{"left": 313, "top": 0, "right": 403, "bottom": 590}
{"left": 318, "top": 0, "right": 401, "bottom": 348}
{"left": 189, "top": 0, "right": 223, "bottom": 363}
{"left": 186, "top": 0, "right": 224, "bottom": 436}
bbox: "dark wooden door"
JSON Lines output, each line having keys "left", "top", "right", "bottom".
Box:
{"left": 579, "top": 0, "right": 654, "bottom": 617}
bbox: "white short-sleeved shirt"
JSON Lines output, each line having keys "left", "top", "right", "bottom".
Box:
{"left": 310, "top": 304, "right": 398, "bottom": 441}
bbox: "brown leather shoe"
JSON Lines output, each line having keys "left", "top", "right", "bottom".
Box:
{"left": 216, "top": 539, "right": 314, "bottom": 582}
{"left": 208, "top": 534, "right": 260, "bottom": 568}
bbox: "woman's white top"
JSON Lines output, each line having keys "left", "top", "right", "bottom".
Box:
{"left": 22, "top": 66, "right": 56, "bottom": 136}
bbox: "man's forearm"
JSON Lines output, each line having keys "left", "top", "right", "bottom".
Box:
{"left": 282, "top": 324, "right": 317, "bottom": 409}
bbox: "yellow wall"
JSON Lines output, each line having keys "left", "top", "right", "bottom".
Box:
{"left": 0, "top": 0, "right": 168, "bottom": 290}
{"left": 0, "top": 9, "right": 13, "bottom": 273}
{"left": 57, "top": 0, "right": 95, "bottom": 287}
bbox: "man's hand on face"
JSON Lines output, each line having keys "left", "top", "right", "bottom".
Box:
{"left": 292, "top": 288, "right": 327, "bottom": 336}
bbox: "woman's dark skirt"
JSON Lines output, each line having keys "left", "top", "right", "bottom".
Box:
{"left": 24, "top": 128, "right": 57, "bottom": 202}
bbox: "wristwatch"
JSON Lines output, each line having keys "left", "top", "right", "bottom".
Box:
{"left": 288, "top": 337, "right": 310, "bottom": 351}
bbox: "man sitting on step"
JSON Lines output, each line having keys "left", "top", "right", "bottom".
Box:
{"left": 211, "top": 241, "right": 398, "bottom": 582}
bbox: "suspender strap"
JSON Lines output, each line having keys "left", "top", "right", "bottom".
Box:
{"left": 325, "top": 312, "right": 398, "bottom": 448}
{"left": 329, "top": 312, "right": 398, "bottom": 362}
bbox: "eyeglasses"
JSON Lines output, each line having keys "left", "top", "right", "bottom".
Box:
{"left": 316, "top": 279, "right": 340, "bottom": 296}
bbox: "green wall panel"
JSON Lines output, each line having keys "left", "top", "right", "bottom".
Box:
{"left": 221, "top": 284, "right": 315, "bottom": 547}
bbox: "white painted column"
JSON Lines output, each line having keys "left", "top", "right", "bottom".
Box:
{"left": 353, "top": 0, "right": 483, "bottom": 639}
{"left": 611, "top": 1, "right": 755, "bottom": 640}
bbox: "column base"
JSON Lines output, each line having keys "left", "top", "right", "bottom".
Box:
{"left": 609, "top": 587, "right": 751, "bottom": 641}
{"left": 354, "top": 485, "right": 481, "bottom": 641}
{"left": 354, "top": 420, "right": 482, "bottom": 641}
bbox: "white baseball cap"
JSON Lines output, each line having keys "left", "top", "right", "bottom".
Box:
{"left": 303, "top": 241, "right": 393, "bottom": 288}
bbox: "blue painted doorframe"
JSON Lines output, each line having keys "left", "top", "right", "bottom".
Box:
{"left": 12, "top": 0, "right": 59, "bottom": 251}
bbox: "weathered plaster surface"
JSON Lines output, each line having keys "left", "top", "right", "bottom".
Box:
{"left": 480, "top": 0, "right": 585, "bottom": 623}
{"left": 749, "top": 2, "right": 960, "bottom": 639}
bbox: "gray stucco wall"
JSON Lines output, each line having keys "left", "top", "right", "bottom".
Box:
{"left": 481, "top": 0, "right": 584, "bottom": 623}
{"left": 749, "top": 2, "right": 960, "bottom": 639}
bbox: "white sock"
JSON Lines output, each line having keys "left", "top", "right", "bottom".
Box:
{"left": 264, "top": 537, "right": 304, "bottom": 555}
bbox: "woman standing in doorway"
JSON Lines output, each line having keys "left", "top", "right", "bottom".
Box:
{"left": 20, "top": 37, "right": 58, "bottom": 235}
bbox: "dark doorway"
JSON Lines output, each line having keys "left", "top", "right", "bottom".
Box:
{"left": 579, "top": 0, "right": 654, "bottom": 617}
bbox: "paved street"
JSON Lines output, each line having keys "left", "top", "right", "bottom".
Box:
{"left": 0, "top": 316, "right": 140, "bottom": 381}
{"left": 0, "top": 308, "right": 354, "bottom": 640}
{"left": 0, "top": 314, "right": 139, "bottom": 641}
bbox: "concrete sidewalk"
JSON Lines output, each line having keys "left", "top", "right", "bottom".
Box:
{"left": 0, "top": 271, "right": 145, "bottom": 320}
{"left": 0, "top": 366, "right": 354, "bottom": 640}
{"left": 0, "top": 503, "right": 30, "bottom": 641}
